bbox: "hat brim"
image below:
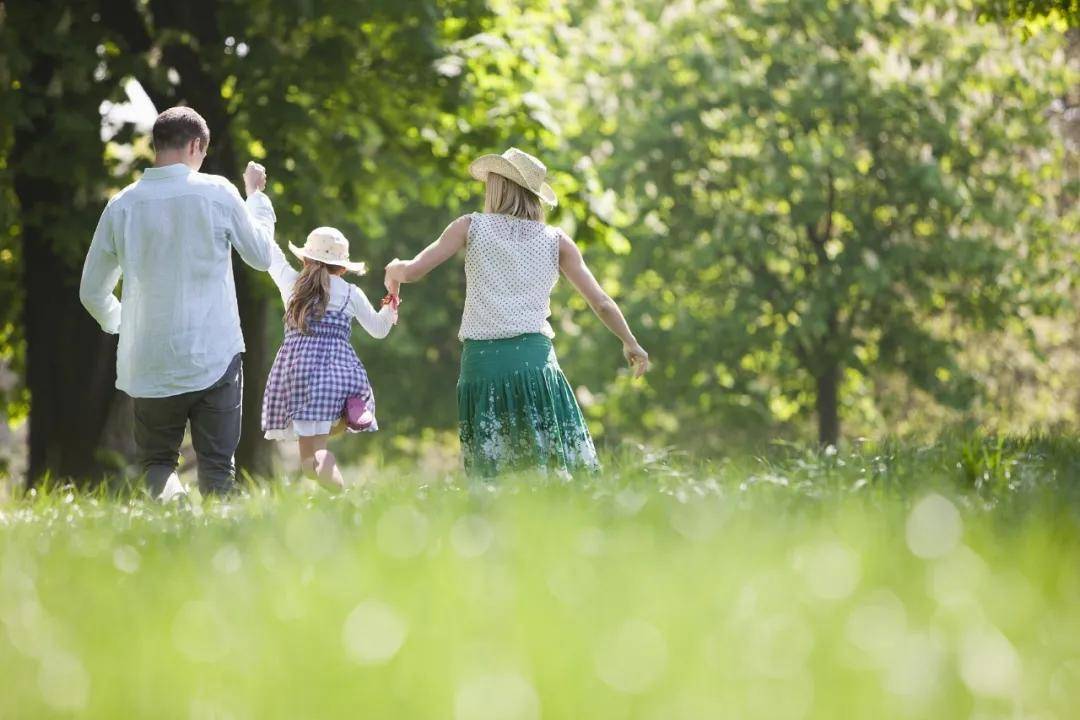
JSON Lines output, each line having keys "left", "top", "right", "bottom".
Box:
{"left": 469, "top": 155, "right": 558, "bottom": 207}
{"left": 288, "top": 243, "right": 368, "bottom": 275}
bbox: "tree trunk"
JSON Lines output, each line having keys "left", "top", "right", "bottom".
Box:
{"left": 815, "top": 362, "right": 840, "bottom": 448}
{"left": 17, "top": 197, "right": 123, "bottom": 485}
{"left": 234, "top": 268, "right": 274, "bottom": 477}
{"left": 12, "top": 29, "right": 125, "bottom": 486}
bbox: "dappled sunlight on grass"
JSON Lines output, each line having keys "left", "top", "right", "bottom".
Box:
{"left": 1, "top": 436, "right": 1078, "bottom": 718}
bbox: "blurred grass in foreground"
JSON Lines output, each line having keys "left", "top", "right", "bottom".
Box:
{"left": 1, "top": 434, "right": 1079, "bottom": 719}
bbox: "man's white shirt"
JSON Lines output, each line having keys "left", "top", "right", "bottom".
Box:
{"left": 79, "top": 163, "right": 276, "bottom": 398}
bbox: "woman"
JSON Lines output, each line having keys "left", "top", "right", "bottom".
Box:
{"left": 384, "top": 147, "right": 649, "bottom": 477}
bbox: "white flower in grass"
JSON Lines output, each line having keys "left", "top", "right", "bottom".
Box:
{"left": 172, "top": 601, "right": 231, "bottom": 663}
{"left": 212, "top": 544, "right": 242, "bottom": 575}
{"left": 454, "top": 673, "right": 540, "bottom": 720}
{"left": 451, "top": 515, "right": 494, "bottom": 558}
{"left": 38, "top": 650, "right": 90, "bottom": 711}
{"left": 577, "top": 526, "right": 605, "bottom": 556}
{"left": 594, "top": 619, "right": 668, "bottom": 694}
{"left": 906, "top": 493, "right": 962, "bottom": 559}
{"left": 791, "top": 540, "right": 860, "bottom": 600}
{"left": 376, "top": 505, "right": 429, "bottom": 559}
{"left": 883, "top": 630, "right": 946, "bottom": 700}
{"left": 284, "top": 509, "right": 337, "bottom": 561}
{"left": 547, "top": 558, "right": 597, "bottom": 607}
{"left": 959, "top": 626, "right": 1021, "bottom": 698}
{"left": 342, "top": 600, "right": 407, "bottom": 665}
{"left": 746, "top": 612, "right": 814, "bottom": 679}
{"left": 669, "top": 499, "right": 725, "bottom": 542}
{"left": 614, "top": 488, "right": 648, "bottom": 515}
{"left": 929, "top": 545, "right": 988, "bottom": 608}
{"left": 112, "top": 545, "right": 140, "bottom": 574}
{"left": 845, "top": 590, "right": 908, "bottom": 662}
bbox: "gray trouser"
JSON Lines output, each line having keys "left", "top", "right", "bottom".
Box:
{"left": 132, "top": 353, "right": 243, "bottom": 496}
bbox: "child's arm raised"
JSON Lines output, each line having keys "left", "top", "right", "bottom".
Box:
{"left": 264, "top": 237, "right": 298, "bottom": 305}
{"left": 383, "top": 215, "right": 470, "bottom": 293}
{"left": 558, "top": 230, "right": 650, "bottom": 378}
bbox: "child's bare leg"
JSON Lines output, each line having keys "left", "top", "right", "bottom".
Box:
{"left": 297, "top": 435, "right": 320, "bottom": 477}
{"left": 297, "top": 434, "right": 343, "bottom": 490}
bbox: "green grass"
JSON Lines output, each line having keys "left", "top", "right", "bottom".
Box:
{"left": 2, "top": 435, "right": 1079, "bottom": 719}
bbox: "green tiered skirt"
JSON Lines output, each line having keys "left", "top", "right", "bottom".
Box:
{"left": 457, "top": 334, "right": 599, "bottom": 478}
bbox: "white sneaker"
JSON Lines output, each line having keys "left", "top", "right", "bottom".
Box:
{"left": 157, "top": 472, "right": 189, "bottom": 503}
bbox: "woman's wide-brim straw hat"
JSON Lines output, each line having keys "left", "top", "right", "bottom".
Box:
{"left": 468, "top": 147, "right": 558, "bottom": 207}
{"left": 289, "top": 226, "right": 367, "bottom": 274}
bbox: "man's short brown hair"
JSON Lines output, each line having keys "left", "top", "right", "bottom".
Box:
{"left": 152, "top": 106, "right": 210, "bottom": 152}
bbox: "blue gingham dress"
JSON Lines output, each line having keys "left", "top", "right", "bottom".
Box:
{"left": 261, "top": 287, "right": 376, "bottom": 436}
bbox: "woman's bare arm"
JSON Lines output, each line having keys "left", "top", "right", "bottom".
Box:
{"left": 384, "top": 215, "right": 470, "bottom": 293}
{"left": 558, "top": 232, "right": 649, "bottom": 377}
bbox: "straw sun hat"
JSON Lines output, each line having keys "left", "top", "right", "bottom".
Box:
{"left": 468, "top": 147, "right": 558, "bottom": 207}
{"left": 288, "top": 227, "right": 367, "bottom": 274}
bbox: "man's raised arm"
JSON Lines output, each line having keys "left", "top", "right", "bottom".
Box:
{"left": 225, "top": 161, "right": 276, "bottom": 271}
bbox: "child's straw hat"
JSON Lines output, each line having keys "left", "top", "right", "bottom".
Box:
{"left": 288, "top": 227, "right": 367, "bottom": 274}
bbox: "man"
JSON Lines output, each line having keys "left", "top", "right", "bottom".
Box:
{"left": 79, "top": 106, "right": 275, "bottom": 499}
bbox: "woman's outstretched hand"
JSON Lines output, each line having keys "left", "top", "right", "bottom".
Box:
{"left": 623, "top": 341, "right": 650, "bottom": 378}
{"left": 384, "top": 259, "right": 407, "bottom": 295}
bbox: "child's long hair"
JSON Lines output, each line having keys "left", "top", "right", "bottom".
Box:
{"left": 286, "top": 259, "right": 334, "bottom": 334}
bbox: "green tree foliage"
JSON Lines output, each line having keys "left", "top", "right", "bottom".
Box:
{"left": 549, "top": 0, "right": 1074, "bottom": 447}
{"left": 1, "top": 2, "right": 147, "bottom": 482}
{"left": 224, "top": 0, "right": 577, "bottom": 451}
{"left": 0, "top": 0, "right": 581, "bottom": 480}
{"left": 1, "top": 0, "right": 1075, "bottom": 482}
{"left": 978, "top": 0, "right": 1080, "bottom": 25}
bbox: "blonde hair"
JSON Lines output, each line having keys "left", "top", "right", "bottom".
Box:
{"left": 484, "top": 173, "right": 544, "bottom": 221}
{"left": 285, "top": 259, "right": 341, "bottom": 334}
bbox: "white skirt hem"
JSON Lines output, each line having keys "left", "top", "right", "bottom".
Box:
{"left": 264, "top": 418, "right": 378, "bottom": 441}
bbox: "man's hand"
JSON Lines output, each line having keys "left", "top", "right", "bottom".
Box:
{"left": 244, "top": 161, "right": 267, "bottom": 198}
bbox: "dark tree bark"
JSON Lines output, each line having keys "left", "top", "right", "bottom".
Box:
{"left": 813, "top": 305, "right": 842, "bottom": 449}
{"left": 11, "top": 10, "right": 125, "bottom": 485}
{"left": 16, "top": 175, "right": 122, "bottom": 484}
{"left": 815, "top": 362, "right": 840, "bottom": 448}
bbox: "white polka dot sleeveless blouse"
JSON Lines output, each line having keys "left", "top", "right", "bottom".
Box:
{"left": 459, "top": 212, "right": 560, "bottom": 341}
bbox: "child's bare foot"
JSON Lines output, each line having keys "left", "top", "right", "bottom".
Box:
{"left": 312, "top": 449, "right": 345, "bottom": 490}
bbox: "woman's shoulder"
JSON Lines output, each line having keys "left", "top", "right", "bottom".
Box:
{"left": 473, "top": 212, "right": 558, "bottom": 234}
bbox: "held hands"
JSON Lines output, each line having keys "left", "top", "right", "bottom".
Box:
{"left": 383, "top": 258, "right": 408, "bottom": 296}
{"left": 243, "top": 161, "right": 267, "bottom": 198}
{"left": 623, "top": 341, "right": 650, "bottom": 378}
{"left": 381, "top": 293, "right": 401, "bottom": 326}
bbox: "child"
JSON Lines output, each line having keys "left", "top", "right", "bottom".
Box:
{"left": 261, "top": 225, "right": 398, "bottom": 488}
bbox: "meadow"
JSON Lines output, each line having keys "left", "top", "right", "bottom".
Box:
{"left": 1, "top": 434, "right": 1078, "bottom": 719}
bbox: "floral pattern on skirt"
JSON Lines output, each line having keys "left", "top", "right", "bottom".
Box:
{"left": 457, "top": 333, "right": 598, "bottom": 477}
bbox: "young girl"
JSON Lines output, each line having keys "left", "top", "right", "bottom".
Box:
{"left": 262, "top": 226, "right": 397, "bottom": 488}
{"left": 384, "top": 147, "right": 649, "bottom": 477}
